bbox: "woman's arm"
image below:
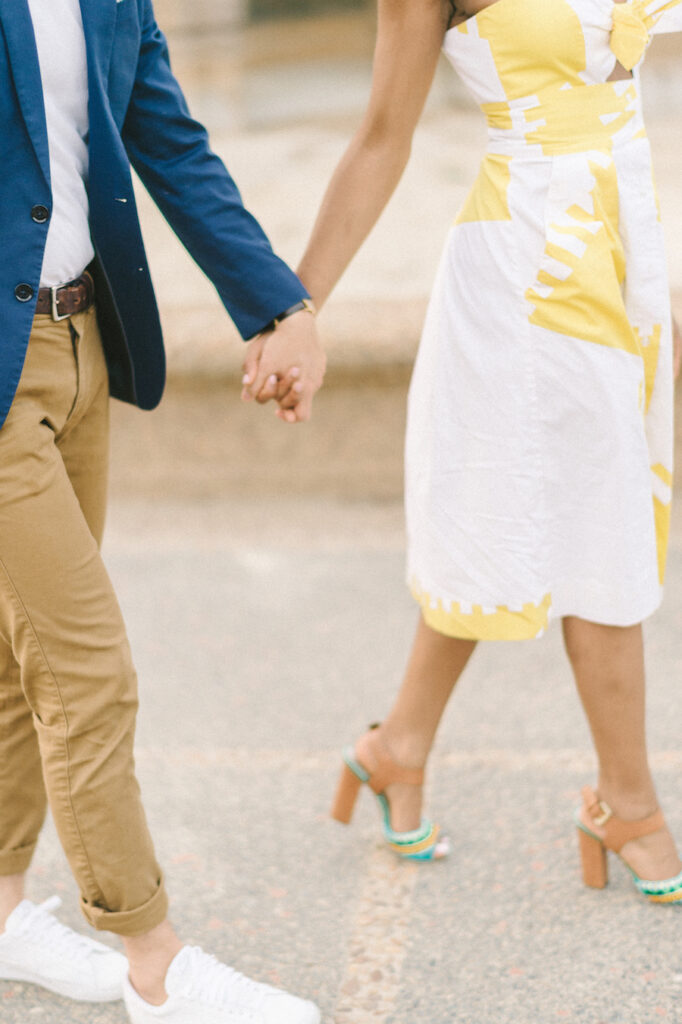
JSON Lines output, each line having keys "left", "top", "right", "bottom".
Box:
{"left": 297, "top": 0, "right": 451, "bottom": 307}
{"left": 242, "top": 0, "right": 449, "bottom": 422}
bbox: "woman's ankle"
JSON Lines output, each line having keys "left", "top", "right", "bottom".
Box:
{"left": 376, "top": 721, "right": 432, "bottom": 770}
{"left": 596, "top": 778, "right": 659, "bottom": 822}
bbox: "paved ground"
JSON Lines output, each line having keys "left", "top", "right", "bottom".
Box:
{"left": 2, "top": 473, "right": 682, "bottom": 1023}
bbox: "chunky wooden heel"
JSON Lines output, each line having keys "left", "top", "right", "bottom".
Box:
{"left": 330, "top": 761, "right": 363, "bottom": 824}
{"left": 577, "top": 825, "right": 608, "bottom": 889}
{"left": 576, "top": 785, "right": 682, "bottom": 904}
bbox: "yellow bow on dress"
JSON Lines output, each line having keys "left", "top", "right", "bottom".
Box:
{"left": 610, "top": 0, "right": 650, "bottom": 70}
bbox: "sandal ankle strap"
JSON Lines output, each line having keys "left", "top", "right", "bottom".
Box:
{"left": 581, "top": 786, "right": 665, "bottom": 853}
{"left": 355, "top": 727, "right": 425, "bottom": 795}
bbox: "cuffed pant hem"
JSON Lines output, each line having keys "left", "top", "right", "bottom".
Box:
{"left": 0, "top": 842, "right": 38, "bottom": 875}
{"left": 81, "top": 874, "right": 169, "bottom": 937}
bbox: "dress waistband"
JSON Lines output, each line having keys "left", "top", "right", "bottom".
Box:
{"left": 482, "top": 81, "right": 645, "bottom": 157}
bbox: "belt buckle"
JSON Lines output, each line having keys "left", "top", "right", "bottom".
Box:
{"left": 50, "top": 285, "right": 70, "bottom": 322}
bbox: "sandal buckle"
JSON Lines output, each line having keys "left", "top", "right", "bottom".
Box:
{"left": 592, "top": 801, "right": 613, "bottom": 827}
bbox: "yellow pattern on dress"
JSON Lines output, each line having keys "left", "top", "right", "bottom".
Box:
{"left": 521, "top": 83, "right": 638, "bottom": 156}
{"left": 403, "top": 0, "right": 682, "bottom": 640}
{"left": 636, "top": 324, "right": 662, "bottom": 413}
{"left": 611, "top": 0, "right": 682, "bottom": 68}
{"left": 651, "top": 461, "right": 672, "bottom": 583}
{"left": 526, "top": 160, "right": 639, "bottom": 354}
{"left": 475, "top": 0, "right": 586, "bottom": 100}
{"left": 653, "top": 495, "right": 671, "bottom": 583}
{"left": 456, "top": 154, "right": 512, "bottom": 224}
{"left": 611, "top": 1, "right": 652, "bottom": 68}
{"left": 411, "top": 583, "right": 553, "bottom": 642}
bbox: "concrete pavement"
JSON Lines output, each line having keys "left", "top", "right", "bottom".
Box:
{"left": 2, "top": 484, "right": 682, "bottom": 1023}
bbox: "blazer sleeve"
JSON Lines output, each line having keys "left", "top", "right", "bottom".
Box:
{"left": 121, "top": 0, "right": 308, "bottom": 340}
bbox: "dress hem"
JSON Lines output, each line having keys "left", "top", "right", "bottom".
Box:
{"left": 412, "top": 581, "right": 663, "bottom": 642}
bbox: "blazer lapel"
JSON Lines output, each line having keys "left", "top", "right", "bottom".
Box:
{"left": 78, "top": 0, "right": 117, "bottom": 97}
{"left": 0, "top": 0, "right": 50, "bottom": 186}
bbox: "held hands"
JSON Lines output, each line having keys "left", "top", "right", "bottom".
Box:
{"left": 241, "top": 310, "right": 326, "bottom": 423}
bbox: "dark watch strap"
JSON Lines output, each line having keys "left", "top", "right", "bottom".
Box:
{"left": 273, "top": 300, "right": 310, "bottom": 323}
{"left": 253, "top": 299, "right": 316, "bottom": 338}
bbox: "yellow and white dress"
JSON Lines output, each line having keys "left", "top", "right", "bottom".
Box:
{"left": 406, "top": 0, "right": 682, "bottom": 640}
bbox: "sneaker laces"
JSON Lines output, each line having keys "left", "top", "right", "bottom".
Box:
{"left": 12, "top": 897, "right": 107, "bottom": 961}
{"left": 173, "top": 946, "right": 270, "bottom": 1010}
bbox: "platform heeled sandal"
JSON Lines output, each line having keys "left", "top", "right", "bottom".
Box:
{"left": 575, "top": 785, "right": 682, "bottom": 904}
{"left": 330, "top": 724, "right": 450, "bottom": 861}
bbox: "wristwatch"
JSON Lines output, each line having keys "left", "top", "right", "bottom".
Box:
{"left": 263, "top": 298, "right": 316, "bottom": 333}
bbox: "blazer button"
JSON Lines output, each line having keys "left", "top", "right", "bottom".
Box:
{"left": 31, "top": 204, "right": 50, "bottom": 224}
{"left": 15, "top": 284, "right": 35, "bottom": 302}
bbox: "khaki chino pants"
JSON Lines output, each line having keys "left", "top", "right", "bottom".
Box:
{"left": 0, "top": 309, "right": 167, "bottom": 935}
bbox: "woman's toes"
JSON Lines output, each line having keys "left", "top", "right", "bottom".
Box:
{"left": 433, "top": 835, "right": 451, "bottom": 859}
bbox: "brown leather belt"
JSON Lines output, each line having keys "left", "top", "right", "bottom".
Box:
{"left": 35, "top": 271, "right": 95, "bottom": 321}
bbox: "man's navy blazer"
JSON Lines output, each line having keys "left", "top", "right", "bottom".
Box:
{"left": 0, "top": 0, "right": 307, "bottom": 429}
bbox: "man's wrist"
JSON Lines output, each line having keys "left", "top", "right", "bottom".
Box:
{"left": 251, "top": 299, "right": 316, "bottom": 339}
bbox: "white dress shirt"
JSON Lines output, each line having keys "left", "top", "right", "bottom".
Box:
{"left": 27, "top": 0, "right": 95, "bottom": 286}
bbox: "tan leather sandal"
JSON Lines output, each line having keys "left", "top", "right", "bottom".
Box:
{"left": 576, "top": 785, "right": 682, "bottom": 904}
{"left": 331, "top": 724, "right": 450, "bottom": 860}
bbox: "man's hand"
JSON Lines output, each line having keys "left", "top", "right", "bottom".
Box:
{"left": 241, "top": 311, "right": 326, "bottom": 423}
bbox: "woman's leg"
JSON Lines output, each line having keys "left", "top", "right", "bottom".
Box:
{"left": 562, "top": 616, "right": 680, "bottom": 880}
{"left": 373, "top": 615, "right": 476, "bottom": 832}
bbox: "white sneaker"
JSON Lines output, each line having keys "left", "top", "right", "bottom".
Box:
{"left": 0, "top": 896, "right": 127, "bottom": 1002}
{"left": 123, "top": 945, "right": 321, "bottom": 1024}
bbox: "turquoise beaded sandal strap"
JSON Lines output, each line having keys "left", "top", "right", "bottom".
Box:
{"left": 341, "top": 746, "right": 370, "bottom": 783}
{"left": 631, "top": 867, "right": 682, "bottom": 904}
{"left": 383, "top": 817, "right": 443, "bottom": 860}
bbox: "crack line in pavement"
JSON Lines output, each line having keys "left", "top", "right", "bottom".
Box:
{"left": 332, "top": 846, "right": 418, "bottom": 1024}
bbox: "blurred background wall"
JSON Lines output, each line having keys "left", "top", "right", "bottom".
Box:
{"left": 159, "top": 0, "right": 367, "bottom": 31}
